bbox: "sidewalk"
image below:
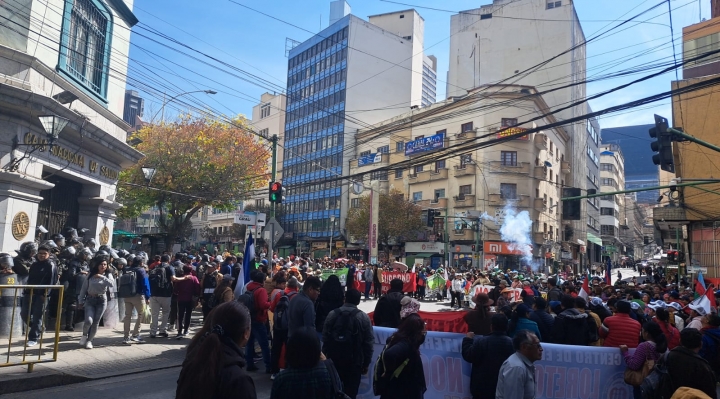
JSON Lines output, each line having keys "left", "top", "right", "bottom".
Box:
{"left": 0, "top": 311, "right": 203, "bottom": 395}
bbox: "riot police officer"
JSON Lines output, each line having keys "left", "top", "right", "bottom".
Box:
{"left": 13, "top": 242, "right": 37, "bottom": 286}
{"left": 60, "top": 248, "right": 91, "bottom": 331}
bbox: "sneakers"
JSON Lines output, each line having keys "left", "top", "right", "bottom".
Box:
{"left": 64, "top": 326, "right": 74, "bottom": 332}
{"left": 79, "top": 336, "right": 87, "bottom": 346}
{"left": 85, "top": 341, "right": 93, "bottom": 349}
{"left": 26, "top": 341, "right": 37, "bottom": 347}
{"left": 131, "top": 335, "right": 145, "bottom": 343}
{"left": 270, "top": 373, "right": 278, "bottom": 380}
{"left": 122, "top": 337, "right": 132, "bottom": 345}
{"left": 158, "top": 332, "right": 169, "bottom": 338}
{"left": 149, "top": 334, "right": 157, "bottom": 338}
{"left": 176, "top": 333, "right": 185, "bottom": 340}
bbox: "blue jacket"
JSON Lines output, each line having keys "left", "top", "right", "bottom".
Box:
{"left": 508, "top": 317, "right": 542, "bottom": 341}
{"left": 129, "top": 267, "right": 151, "bottom": 298}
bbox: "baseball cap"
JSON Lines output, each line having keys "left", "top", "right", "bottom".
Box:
{"left": 688, "top": 303, "right": 708, "bottom": 316}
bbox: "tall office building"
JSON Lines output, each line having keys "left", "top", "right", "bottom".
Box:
{"left": 422, "top": 55, "right": 438, "bottom": 107}
{"left": 282, "top": 6, "right": 425, "bottom": 251}
{"left": 123, "top": 90, "right": 144, "bottom": 130}
{"left": 600, "top": 124, "right": 659, "bottom": 204}
{"left": 447, "top": 0, "right": 603, "bottom": 267}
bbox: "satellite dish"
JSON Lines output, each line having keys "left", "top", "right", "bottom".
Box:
{"left": 352, "top": 181, "right": 364, "bottom": 195}
{"left": 544, "top": 161, "right": 553, "bottom": 168}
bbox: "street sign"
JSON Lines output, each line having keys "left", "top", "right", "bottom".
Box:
{"left": 256, "top": 213, "right": 267, "bottom": 227}
{"left": 605, "top": 245, "right": 617, "bottom": 253}
{"left": 234, "top": 212, "right": 256, "bottom": 225}
{"left": 689, "top": 266, "right": 708, "bottom": 274}
{"left": 262, "top": 217, "right": 284, "bottom": 246}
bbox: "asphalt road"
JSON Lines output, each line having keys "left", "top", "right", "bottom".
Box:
{"left": 3, "top": 367, "right": 274, "bottom": 399}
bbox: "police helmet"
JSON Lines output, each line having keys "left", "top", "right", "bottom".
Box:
{"left": 0, "top": 253, "right": 13, "bottom": 271}
{"left": 60, "top": 246, "right": 77, "bottom": 259}
{"left": 51, "top": 234, "right": 65, "bottom": 247}
{"left": 114, "top": 258, "right": 127, "bottom": 268}
{"left": 78, "top": 248, "right": 93, "bottom": 262}
{"left": 85, "top": 238, "right": 97, "bottom": 247}
{"left": 18, "top": 242, "right": 38, "bottom": 258}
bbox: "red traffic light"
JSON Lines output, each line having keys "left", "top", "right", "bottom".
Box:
{"left": 271, "top": 182, "right": 281, "bottom": 191}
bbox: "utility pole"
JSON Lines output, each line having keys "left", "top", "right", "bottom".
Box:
{"left": 268, "top": 134, "right": 278, "bottom": 261}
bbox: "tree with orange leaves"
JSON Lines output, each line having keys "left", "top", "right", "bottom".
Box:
{"left": 117, "top": 115, "right": 270, "bottom": 249}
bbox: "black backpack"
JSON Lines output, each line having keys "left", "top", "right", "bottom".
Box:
{"left": 323, "top": 308, "right": 361, "bottom": 368}
{"left": 117, "top": 269, "right": 137, "bottom": 298}
{"left": 372, "top": 343, "right": 410, "bottom": 396}
{"left": 237, "top": 287, "right": 259, "bottom": 319}
{"left": 273, "top": 291, "right": 297, "bottom": 331}
{"left": 149, "top": 265, "right": 171, "bottom": 295}
{"left": 640, "top": 352, "right": 672, "bottom": 399}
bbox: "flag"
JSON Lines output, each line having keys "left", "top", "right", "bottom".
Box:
{"left": 411, "top": 264, "right": 416, "bottom": 273}
{"left": 689, "top": 294, "right": 712, "bottom": 316}
{"left": 425, "top": 274, "right": 446, "bottom": 299}
{"left": 234, "top": 232, "right": 254, "bottom": 297}
{"left": 695, "top": 271, "right": 707, "bottom": 297}
{"left": 579, "top": 275, "right": 590, "bottom": 300}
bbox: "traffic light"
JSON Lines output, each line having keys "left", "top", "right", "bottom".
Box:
{"left": 562, "top": 187, "right": 582, "bottom": 220}
{"left": 269, "top": 181, "right": 283, "bottom": 204}
{"left": 426, "top": 209, "right": 436, "bottom": 227}
{"left": 649, "top": 114, "right": 674, "bottom": 173}
{"left": 471, "top": 244, "right": 476, "bottom": 252}
{"left": 677, "top": 251, "right": 685, "bottom": 263}
{"left": 667, "top": 250, "right": 677, "bottom": 262}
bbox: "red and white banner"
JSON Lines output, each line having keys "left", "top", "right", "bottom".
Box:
{"left": 470, "top": 284, "right": 523, "bottom": 303}
{"left": 357, "top": 271, "right": 417, "bottom": 294}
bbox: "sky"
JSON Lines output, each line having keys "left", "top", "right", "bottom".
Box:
{"left": 126, "top": 0, "right": 712, "bottom": 130}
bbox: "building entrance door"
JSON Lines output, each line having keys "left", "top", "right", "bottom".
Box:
{"left": 36, "top": 175, "right": 82, "bottom": 237}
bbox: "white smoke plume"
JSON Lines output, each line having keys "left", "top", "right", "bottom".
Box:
{"left": 499, "top": 203, "right": 535, "bottom": 268}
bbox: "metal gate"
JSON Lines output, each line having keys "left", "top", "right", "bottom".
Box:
{"left": 36, "top": 175, "right": 82, "bottom": 237}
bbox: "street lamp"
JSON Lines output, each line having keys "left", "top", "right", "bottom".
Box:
{"left": 4, "top": 114, "right": 70, "bottom": 171}
{"left": 329, "top": 215, "right": 336, "bottom": 259}
{"left": 151, "top": 90, "right": 217, "bottom": 122}
{"left": 141, "top": 167, "right": 157, "bottom": 186}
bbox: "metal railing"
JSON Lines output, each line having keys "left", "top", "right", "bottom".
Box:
{"left": 0, "top": 285, "right": 64, "bottom": 373}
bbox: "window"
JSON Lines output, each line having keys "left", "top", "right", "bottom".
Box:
{"left": 601, "top": 225, "right": 617, "bottom": 236}
{"left": 434, "top": 160, "right": 445, "bottom": 172}
{"left": 587, "top": 216, "right": 598, "bottom": 229}
{"left": 261, "top": 103, "right": 271, "bottom": 118}
{"left": 396, "top": 141, "right": 404, "bottom": 152}
{"left": 600, "top": 207, "right": 615, "bottom": 216}
{"left": 459, "top": 185, "right": 472, "bottom": 199}
{"left": 500, "top": 183, "right": 517, "bottom": 199}
{"left": 549, "top": 141, "right": 554, "bottom": 155}
{"left": 501, "top": 118, "right": 517, "bottom": 127}
{"left": 460, "top": 153, "right": 472, "bottom": 168}
{"left": 683, "top": 32, "right": 720, "bottom": 68}
{"left": 413, "top": 165, "right": 424, "bottom": 174}
{"left": 546, "top": 1, "right": 561, "bottom": 9}
{"left": 258, "top": 128, "right": 269, "bottom": 138}
{"left": 601, "top": 178, "right": 618, "bottom": 188}
{"left": 500, "top": 151, "right": 517, "bottom": 166}
{"left": 412, "top": 192, "right": 423, "bottom": 202}
{"left": 359, "top": 150, "right": 371, "bottom": 157}
{"left": 370, "top": 170, "right": 388, "bottom": 181}
{"left": 255, "top": 199, "right": 265, "bottom": 208}
{"left": 395, "top": 169, "right": 403, "bottom": 179}
{"left": 436, "top": 129, "right": 447, "bottom": 135}
{"left": 59, "top": 0, "right": 112, "bottom": 100}
{"left": 480, "top": 13, "right": 492, "bottom": 20}
{"left": 350, "top": 198, "right": 360, "bottom": 208}
{"left": 461, "top": 122, "right": 474, "bottom": 132}
{"left": 377, "top": 145, "right": 389, "bottom": 154}
{"left": 433, "top": 189, "right": 445, "bottom": 201}
{"left": 601, "top": 163, "right": 615, "bottom": 172}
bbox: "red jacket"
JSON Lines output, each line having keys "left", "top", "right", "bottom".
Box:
{"left": 246, "top": 281, "right": 270, "bottom": 323}
{"left": 654, "top": 318, "right": 681, "bottom": 350}
{"left": 600, "top": 313, "right": 641, "bottom": 348}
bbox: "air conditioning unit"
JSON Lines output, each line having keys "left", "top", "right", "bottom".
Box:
{"left": 543, "top": 199, "right": 548, "bottom": 204}
{"left": 409, "top": 173, "right": 417, "bottom": 178}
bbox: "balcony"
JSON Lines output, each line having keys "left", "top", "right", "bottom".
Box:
{"left": 350, "top": 153, "right": 390, "bottom": 169}
{"left": 456, "top": 129, "right": 478, "bottom": 141}
{"left": 487, "top": 161, "right": 532, "bottom": 175}
{"left": 409, "top": 168, "right": 449, "bottom": 184}
{"left": 561, "top": 161, "right": 571, "bottom": 175}
{"left": 533, "top": 232, "right": 549, "bottom": 244}
{"left": 453, "top": 165, "right": 475, "bottom": 177}
{"left": 415, "top": 197, "right": 448, "bottom": 209}
{"left": 534, "top": 133, "right": 548, "bottom": 150}
{"left": 534, "top": 198, "right": 547, "bottom": 211}
{"left": 453, "top": 194, "right": 476, "bottom": 208}
{"left": 489, "top": 194, "right": 531, "bottom": 208}
{"left": 451, "top": 228, "right": 476, "bottom": 241}
{"left": 534, "top": 165, "right": 548, "bottom": 179}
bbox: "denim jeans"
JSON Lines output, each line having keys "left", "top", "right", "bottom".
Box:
{"left": 177, "top": 300, "right": 193, "bottom": 334}
{"left": 245, "top": 321, "right": 270, "bottom": 370}
{"left": 83, "top": 296, "right": 107, "bottom": 341}
{"left": 21, "top": 293, "right": 48, "bottom": 341}
{"left": 150, "top": 296, "right": 171, "bottom": 334}
{"left": 364, "top": 281, "right": 372, "bottom": 300}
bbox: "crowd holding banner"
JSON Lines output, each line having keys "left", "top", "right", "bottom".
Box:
{"left": 355, "top": 327, "right": 633, "bottom": 399}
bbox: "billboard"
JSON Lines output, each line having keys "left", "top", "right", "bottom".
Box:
{"left": 496, "top": 126, "right": 530, "bottom": 140}
{"left": 405, "top": 132, "right": 445, "bottom": 156}
{"left": 358, "top": 153, "right": 383, "bottom": 166}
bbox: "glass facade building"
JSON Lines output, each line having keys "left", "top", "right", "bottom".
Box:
{"left": 282, "top": 24, "right": 350, "bottom": 240}
{"left": 600, "top": 124, "right": 659, "bottom": 204}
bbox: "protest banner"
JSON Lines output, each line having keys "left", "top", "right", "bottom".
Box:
{"left": 471, "top": 284, "right": 523, "bottom": 302}
{"left": 356, "top": 327, "right": 633, "bottom": 399}
{"left": 358, "top": 271, "right": 416, "bottom": 294}
{"left": 321, "top": 268, "right": 348, "bottom": 286}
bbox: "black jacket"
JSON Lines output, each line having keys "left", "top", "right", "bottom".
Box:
{"left": 529, "top": 309, "right": 555, "bottom": 343}
{"left": 373, "top": 291, "right": 404, "bottom": 328}
{"left": 666, "top": 346, "right": 718, "bottom": 399}
{"left": 552, "top": 308, "right": 596, "bottom": 346}
{"left": 380, "top": 338, "right": 426, "bottom": 399}
{"left": 547, "top": 287, "right": 562, "bottom": 302}
{"left": 215, "top": 339, "right": 257, "bottom": 399}
{"left": 26, "top": 259, "right": 57, "bottom": 288}
{"left": 461, "top": 332, "right": 515, "bottom": 399}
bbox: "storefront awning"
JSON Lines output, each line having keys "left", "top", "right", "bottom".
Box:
{"left": 113, "top": 229, "right": 139, "bottom": 238}
{"left": 587, "top": 233, "right": 602, "bottom": 246}
{"left": 411, "top": 252, "right": 440, "bottom": 258}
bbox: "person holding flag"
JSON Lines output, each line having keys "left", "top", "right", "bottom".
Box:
{"left": 234, "top": 232, "right": 254, "bottom": 299}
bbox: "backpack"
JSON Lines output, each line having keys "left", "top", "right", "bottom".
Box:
{"left": 372, "top": 343, "right": 410, "bottom": 396}
{"left": 273, "top": 291, "right": 298, "bottom": 331}
{"left": 640, "top": 352, "right": 672, "bottom": 399}
{"left": 149, "top": 265, "right": 171, "bottom": 295}
{"left": 237, "top": 287, "right": 259, "bottom": 319}
{"left": 117, "top": 269, "right": 138, "bottom": 298}
{"left": 323, "top": 308, "right": 362, "bottom": 368}
{"left": 374, "top": 292, "right": 403, "bottom": 328}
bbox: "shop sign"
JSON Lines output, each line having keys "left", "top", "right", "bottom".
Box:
{"left": 405, "top": 242, "right": 444, "bottom": 253}
{"left": 23, "top": 133, "right": 120, "bottom": 181}
{"left": 11, "top": 212, "right": 29, "bottom": 240}
{"left": 483, "top": 241, "right": 531, "bottom": 255}
{"left": 404, "top": 132, "right": 445, "bottom": 156}
{"left": 561, "top": 251, "right": 572, "bottom": 260}
{"left": 495, "top": 126, "right": 529, "bottom": 140}
{"left": 335, "top": 241, "right": 345, "bottom": 248}
{"left": 312, "top": 242, "right": 328, "bottom": 249}
{"left": 357, "top": 153, "right": 382, "bottom": 166}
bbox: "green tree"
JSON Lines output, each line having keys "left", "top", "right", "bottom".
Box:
{"left": 117, "top": 115, "right": 270, "bottom": 249}
{"left": 345, "top": 189, "right": 425, "bottom": 253}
